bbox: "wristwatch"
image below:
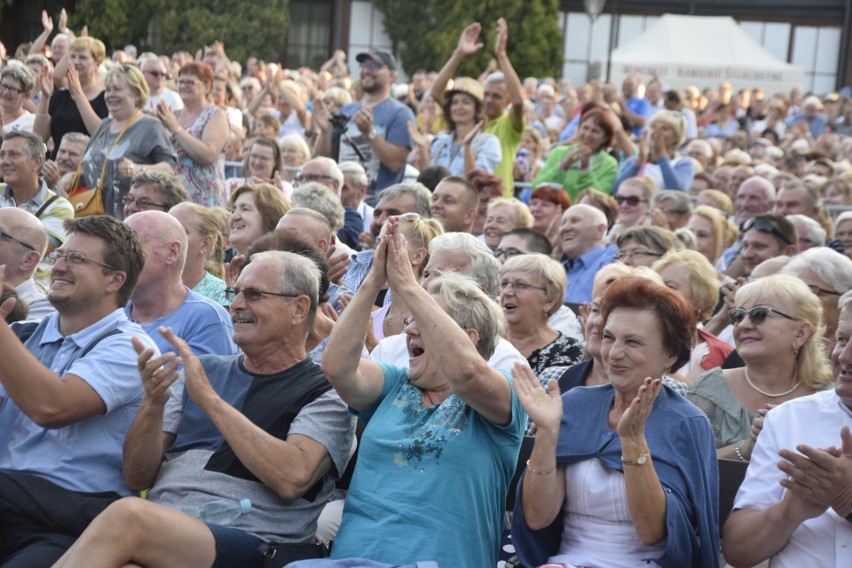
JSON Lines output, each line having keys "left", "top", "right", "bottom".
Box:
{"left": 621, "top": 450, "right": 650, "bottom": 465}
{"left": 367, "top": 128, "right": 379, "bottom": 140}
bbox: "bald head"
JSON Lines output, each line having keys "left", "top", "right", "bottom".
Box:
{"left": 276, "top": 208, "right": 333, "bottom": 252}
{"left": 125, "top": 210, "right": 188, "bottom": 278}
{"left": 0, "top": 207, "right": 47, "bottom": 284}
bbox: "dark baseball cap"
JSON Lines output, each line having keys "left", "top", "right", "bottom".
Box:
{"left": 356, "top": 49, "right": 397, "bottom": 71}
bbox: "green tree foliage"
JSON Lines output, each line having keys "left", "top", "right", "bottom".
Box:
{"left": 70, "top": 0, "right": 289, "bottom": 63}
{"left": 375, "top": 0, "right": 562, "bottom": 78}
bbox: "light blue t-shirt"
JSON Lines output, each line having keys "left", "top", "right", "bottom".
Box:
{"left": 429, "top": 131, "right": 502, "bottom": 176}
{"left": 127, "top": 288, "right": 238, "bottom": 358}
{"left": 0, "top": 309, "right": 158, "bottom": 494}
{"left": 332, "top": 363, "right": 525, "bottom": 568}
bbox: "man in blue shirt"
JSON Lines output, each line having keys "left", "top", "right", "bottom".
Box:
{"left": 559, "top": 204, "right": 616, "bottom": 304}
{"left": 124, "top": 211, "right": 237, "bottom": 358}
{"left": 619, "top": 75, "right": 653, "bottom": 138}
{"left": 0, "top": 215, "right": 156, "bottom": 566}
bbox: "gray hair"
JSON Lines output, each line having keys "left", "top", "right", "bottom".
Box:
{"left": 339, "top": 161, "right": 368, "bottom": 188}
{"left": 378, "top": 182, "right": 433, "bottom": 218}
{"left": 426, "top": 272, "right": 504, "bottom": 360}
{"left": 428, "top": 232, "right": 500, "bottom": 297}
{"left": 651, "top": 190, "right": 694, "bottom": 214}
{"left": 290, "top": 182, "right": 345, "bottom": 230}
{"left": 285, "top": 206, "right": 332, "bottom": 229}
{"left": 60, "top": 132, "right": 91, "bottom": 147}
{"left": 131, "top": 170, "right": 188, "bottom": 211}
{"left": 25, "top": 54, "right": 50, "bottom": 70}
{"left": 304, "top": 156, "right": 344, "bottom": 188}
{"left": 786, "top": 214, "right": 826, "bottom": 245}
{"left": 250, "top": 250, "right": 320, "bottom": 326}
{"left": 782, "top": 246, "right": 852, "bottom": 296}
{"left": 740, "top": 176, "right": 776, "bottom": 203}
{"left": 2, "top": 131, "right": 45, "bottom": 161}
{"left": 1, "top": 61, "right": 37, "bottom": 95}
{"left": 484, "top": 71, "right": 506, "bottom": 88}
{"left": 686, "top": 139, "right": 713, "bottom": 158}
{"left": 500, "top": 253, "right": 566, "bottom": 317}
{"left": 840, "top": 290, "right": 852, "bottom": 311}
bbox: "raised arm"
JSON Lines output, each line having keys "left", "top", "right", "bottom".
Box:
{"left": 321, "top": 237, "right": 389, "bottom": 411}
{"left": 384, "top": 219, "right": 513, "bottom": 425}
{"left": 158, "top": 101, "right": 228, "bottom": 166}
{"left": 431, "top": 22, "right": 484, "bottom": 106}
{"left": 29, "top": 10, "right": 53, "bottom": 56}
{"left": 494, "top": 18, "right": 525, "bottom": 131}
{"left": 122, "top": 337, "right": 180, "bottom": 491}
{"left": 66, "top": 65, "right": 103, "bottom": 134}
{"left": 33, "top": 73, "right": 54, "bottom": 143}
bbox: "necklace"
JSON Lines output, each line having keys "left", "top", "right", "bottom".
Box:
{"left": 383, "top": 310, "right": 410, "bottom": 328}
{"left": 744, "top": 368, "right": 800, "bottom": 398}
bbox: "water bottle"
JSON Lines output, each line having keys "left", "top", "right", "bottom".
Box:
{"left": 197, "top": 498, "right": 252, "bottom": 525}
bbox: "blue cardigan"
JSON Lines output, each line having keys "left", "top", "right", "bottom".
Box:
{"left": 511, "top": 384, "right": 720, "bottom": 568}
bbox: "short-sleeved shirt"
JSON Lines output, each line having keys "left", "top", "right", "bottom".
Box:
{"left": 330, "top": 364, "right": 525, "bottom": 568}
{"left": 429, "top": 131, "right": 502, "bottom": 176}
{"left": 485, "top": 113, "right": 524, "bottom": 196}
{"left": 626, "top": 95, "right": 652, "bottom": 137}
{"left": 0, "top": 309, "right": 156, "bottom": 494}
{"left": 81, "top": 115, "right": 178, "bottom": 218}
{"left": 338, "top": 98, "right": 415, "bottom": 193}
{"left": 126, "top": 288, "right": 237, "bottom": 358}
{"left": 153, "top": 356, "right": 356, "bottom": 542}
{"left": 48, "top": 89, "right": 108, "bottom": 158}
{"left": 562, "top": 244, "right": 617, "bottom": 303}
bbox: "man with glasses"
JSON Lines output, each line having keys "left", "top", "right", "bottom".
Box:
{"left": 0, "top": 207, "right": 53, "bottom": 321}
{"left": 139, "top": 54, "right": 183, "bottom": 114}
{"left": 0, "top": 215, "right": 155, "bottom": 565}
{"left": 0, "top": 131, "right": 74, "bottom": 284}
{"left": 314, "top": 49, "right": 415, "bottom": 194}
{"left": 124, "top": 211, "right": 236, "bottom": 358}
{"left": 53, "top": 251, "right": 355, "bottom": 566}
{"left": 296, "top": 157, "right": 363, "bottom": 251}
{"left": 122, "top": 169, "right": 187, "bottom": 218}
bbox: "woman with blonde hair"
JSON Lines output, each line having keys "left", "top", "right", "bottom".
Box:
{"left": 78, "top": 65, "right": 177, "bottom": 218}
{"left": 169, "top": 202, "right": 228, "bottom": 306}
{"left": 370, "top": 214, "right": 444, "bottom": 347}
{"left": 696, "top": 189, "right": 734, "bottom": 217}
{"left": 613, "top": 110, "right": 694, "bottom": 192}
{"left": 687, "top": 274, "right": 832, "bottom": 460}
{"left": 687, "top": 204, "right": 739, "bottom": 267}
{"left": 34, "top": 36, "right": 108, "bottom": 156}
{"left": 499, "top": 253, "right": 583, "bottom": 378}
{"left": 834, "top": 210, "right": 852, "bottom": 260}
{"left": 481, "top": 197, "right": 534, "bottom": 250}
{"left": 653, "top": 250, "right": 733, "bottom": 383}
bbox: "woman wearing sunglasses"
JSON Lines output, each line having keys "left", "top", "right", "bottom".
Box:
{"left": 531, "top": 107, "right": 618, "bottom": 203}
{"left": 608, "top": 176, "right": 656, "bottom": 242}
{"left": 687, "top": 274, "right": 832, "bottom": 461}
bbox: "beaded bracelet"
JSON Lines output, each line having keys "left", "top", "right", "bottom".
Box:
{"left": 734, "top": 440, "right": 748, "bottom": 462}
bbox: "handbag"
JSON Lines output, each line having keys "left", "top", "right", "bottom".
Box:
{"left": 69, "top": 110, "right": 141, "bottom": 217}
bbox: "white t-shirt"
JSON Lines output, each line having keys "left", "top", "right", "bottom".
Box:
{"left": 4, "top": 111, "right": 35, "bottom": 133}
{"left": 145, "top": 88, "right": 184, "bottom": 113}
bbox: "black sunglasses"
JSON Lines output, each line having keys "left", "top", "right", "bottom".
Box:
{"left": 741, "top": 217, "right": 792, "bottom": 245}
{"left": 224, "top": 287, "right": 299, "bottom": 302}
{"left": 729, "top": 306, "right": 796, "bottom": 326}
{"left": 615, "top": 195, "right": 647, "bottom": 206}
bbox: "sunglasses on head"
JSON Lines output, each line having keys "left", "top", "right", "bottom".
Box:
{"left": 729, "top": 306, "right": 795, "bottom": 326}
{"left": 741, "top": 217, "right": 792, "bottom": 245}
{"left": 615, "top": 195, "right": 646, "bottom": 206}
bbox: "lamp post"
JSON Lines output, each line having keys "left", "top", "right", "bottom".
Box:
{"left": 584, "top": 0, "right": 606, "bottom": 81}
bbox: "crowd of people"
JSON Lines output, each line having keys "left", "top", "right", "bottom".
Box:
{"left": 1, "top": 8, "right": 852, "bottom": 568}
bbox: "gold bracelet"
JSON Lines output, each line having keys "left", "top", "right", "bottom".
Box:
{"left": 526, "top": 459, "right": 555, "bottom": 476}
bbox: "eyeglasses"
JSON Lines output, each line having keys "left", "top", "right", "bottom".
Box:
{"left": 224, "top": 287, "right": 299, "bottom": 302}
{"left": 177, "top": 78, "right": 200, "bottom": 87}
{"left": 614, "top": 250, "right": 662, "bottom": 262}
{"left": 729, "top": 306, "right": 796, "bottom": 326}
{"left": 615, "top": 195, "right": 647, "bottom": 207}
{"left": 47, "top": 250, "right": 117, "bottom": 271}
{"left": 807, "top": 284, "right": 840, "bottom": 298}
{"left": 0, "top": 230, "right": 36, "bottom": 251}
{"left": 493, "top": 247, "right": 525, "bottom": 259}
{"left": 499, "top": 279, "right": 546, "bottom": 293}
{"left": 121, "top": 195, "right": 167, "bottom": 210}
{"left": 295, "top": 173, "right": 335, "bottom": 185}
{"left": 741, "top": 217, "right": 793, "bottom": 245}
{"left": 143, "top": 70, "right": 171, "bottom": 79}
{"left": 0, "top": 83, "right": 25, "bottom": 94}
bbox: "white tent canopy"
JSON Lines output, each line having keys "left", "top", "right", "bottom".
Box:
{"left": 596, "top": 14, "right": 804, "bottom": 94}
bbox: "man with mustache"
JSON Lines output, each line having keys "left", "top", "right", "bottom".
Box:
{"left": 43, "top": 131, "right": 89, "bottom": 192}
{"left": 53, "top": 251, "right": 356, "bottom": 567}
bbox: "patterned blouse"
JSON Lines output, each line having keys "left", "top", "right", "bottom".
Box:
{"left": 172, "top": 105, "right": 226, "bottom": 207}
{"left": 527, "top": 332, "right": 584, "bottom": 377}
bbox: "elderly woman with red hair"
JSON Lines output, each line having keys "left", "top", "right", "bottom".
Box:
{"left": 528, "top": 183, "right": 572, "bottom": 251}
{"left": 532, "top": 107, "right": 619, "bottom": 202}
